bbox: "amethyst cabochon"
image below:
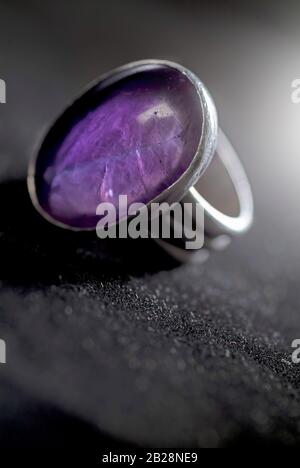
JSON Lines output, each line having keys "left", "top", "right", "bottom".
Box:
{"left": 30, "top": 62, "right": 209, "bottom": 229}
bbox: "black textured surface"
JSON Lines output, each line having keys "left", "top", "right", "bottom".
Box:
{"left": 1, "top": 0, "right": 300, "bottom": 449}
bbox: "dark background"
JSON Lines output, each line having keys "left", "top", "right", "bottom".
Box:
{"left": 1, "top": 0, "right": 300, "bottom": 449}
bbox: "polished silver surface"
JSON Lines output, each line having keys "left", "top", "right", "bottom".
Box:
{"left": 159, "top": 128, "right": 254, "bottom": 261}
{"left": 182, "top": 129, "right": 254, "bottom": 239}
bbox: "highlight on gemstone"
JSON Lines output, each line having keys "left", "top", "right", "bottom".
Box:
{"left": 33, "top": 64, "right": 204, "bottom": 229}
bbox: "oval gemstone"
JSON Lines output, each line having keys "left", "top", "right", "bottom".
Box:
{"left": 34, "top": 65, "right": 203, "bottom": 229}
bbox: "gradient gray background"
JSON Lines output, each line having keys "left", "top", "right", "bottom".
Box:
{"left": 1, "top": 0, "right": 300, "bottom": 448}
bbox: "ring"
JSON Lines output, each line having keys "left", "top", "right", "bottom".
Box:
{"left": 27, "top": 59, "right": 253, "bottom": 261}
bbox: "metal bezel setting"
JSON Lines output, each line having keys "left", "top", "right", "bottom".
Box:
{"left": 27, "top": 59, "right": 218, "bottom": 231}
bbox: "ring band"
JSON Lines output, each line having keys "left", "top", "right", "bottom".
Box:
{"left": 157, "top": 128, "right": 253, "bottom": 262}
{"left": 187, "top": 129, "right": 253, "bottom": 238}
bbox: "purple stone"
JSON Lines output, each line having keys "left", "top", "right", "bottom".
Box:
{"left": 34, "top": 65, "right": 203, "bottom": 229}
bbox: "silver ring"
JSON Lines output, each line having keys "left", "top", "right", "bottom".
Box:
{"left": 27, "top": 59, "right": 253, "bottom": 261}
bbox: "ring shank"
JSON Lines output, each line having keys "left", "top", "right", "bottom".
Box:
{"left": 156, "top": 128, "right": 254, "bottom": 261}
{"left": 186, "top": 128, "right": 253, "bottom": 237}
